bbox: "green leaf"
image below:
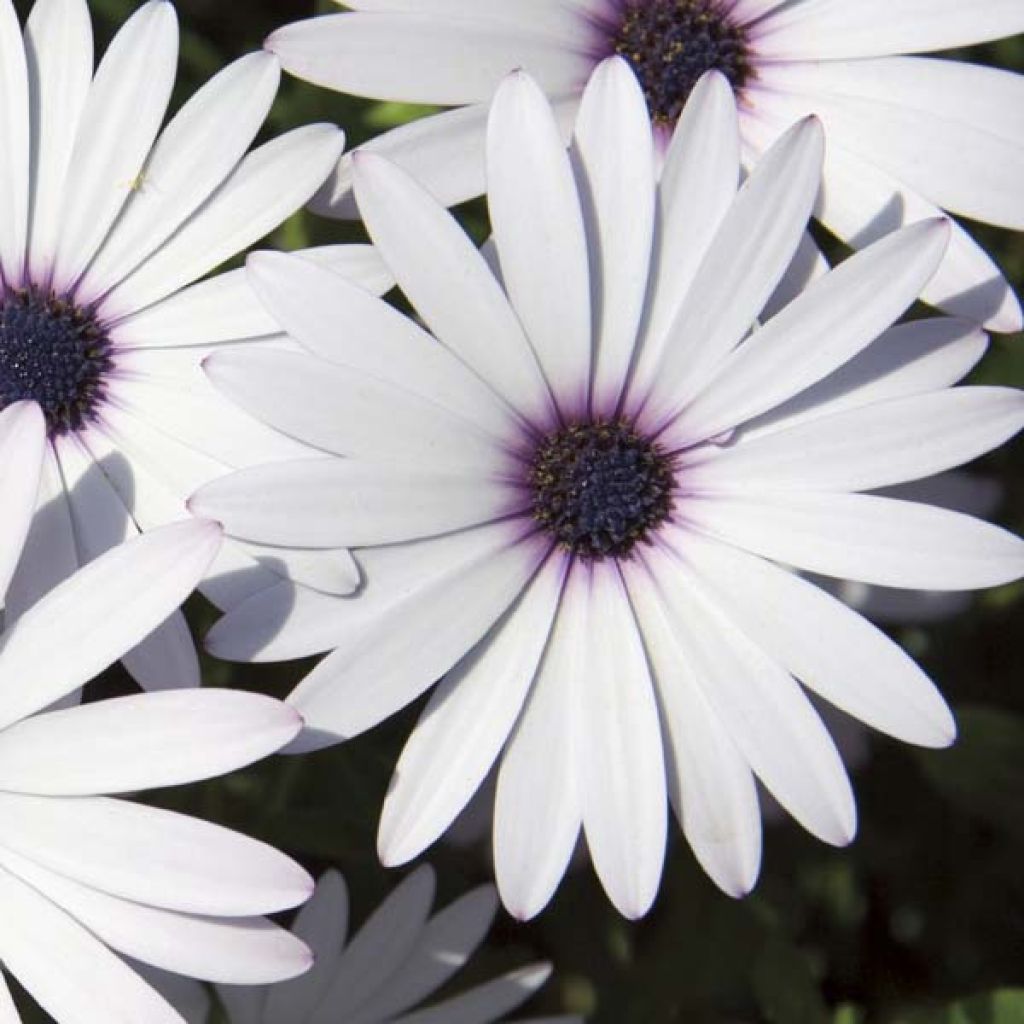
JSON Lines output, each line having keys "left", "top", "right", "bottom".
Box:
{"left": 833, "top": 1006, "right": 866, "bottom": 1024}
{"left": 752, "top": 937, "right": 829, "bottom": 1024}
{"left": 892, "top": 989, "right": 1024, "bottom": 1024}
{"left": 365, "top": 100, "right": 441, "bottom": 130}
{"left": 914, "top": 707, "right": 1024, "bottom": 840}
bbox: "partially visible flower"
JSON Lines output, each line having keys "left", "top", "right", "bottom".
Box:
{"left": 0, "top": 0, "right": 384, "bottom": 691}
{"left": 269, "top": 0, "right": 1024, "bottom": 331}
{"left": 0, "top": 401, "right": 313, "bottom": 1022}
{"left": 146, "top": 866, "right": 582, "bottom": 1024}
{"left": 196, "top": 63, "right": 1024, "bottom": 919}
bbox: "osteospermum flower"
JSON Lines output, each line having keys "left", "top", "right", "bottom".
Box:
{"left": 444, "top": 469, "right": 1002, "bottom": 851}
{"left": 0, "top": 402, "right": 314, "bottom": 1022}
{"left": 0, "top": 0, "right": 387, "bottom": 689}
{"left": 146, "top": 866, "right": 582, "bottom": 1024}
{"left": 195, "top": 63, "right": 1024, "bottom": 918}
{"left": 270, "top": 0, "right": 1024, "bottom": 331}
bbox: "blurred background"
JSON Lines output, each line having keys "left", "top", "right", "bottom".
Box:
{"left": 9, "top": 1, "right": 1024, "bottom": 1021}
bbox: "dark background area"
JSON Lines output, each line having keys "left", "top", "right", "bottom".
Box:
{"left": 10, "top": 1, "right": 1024, "bottom": 1021}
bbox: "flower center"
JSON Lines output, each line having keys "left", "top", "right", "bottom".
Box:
{"left": 612, "top": 0, "right": 752, "bottom": 126}
{"left": 530, "top": 420, "right": 675, "bottom": 560}
{"left": 0, "top": 287, "right": 113, "bottom": 437}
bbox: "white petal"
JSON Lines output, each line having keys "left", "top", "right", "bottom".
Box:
{"left": 821, "top": 467, "right": 998, "bottom": 630}
{"left": 207, "top": 523, "right": 533, "bottom": 663}
{"left": 579, "top": 561, "right": 667, "bottom": 919}
{"left": 100, "top": 349, "right": 303, "bottom": 471}
{"left": 685, "top": 387, "right": 1024, "bottom": 493}
{"left": 134, "top": 239, "right": 396, "bottom": 345}
{"left": 662, "top": 219, "right": 951, "bottom": 447}
{"left": 742, "top": 103, "right": 1021, "bottom": 331}
{"left": 379, "top": 554, "right": 565, "bottom": 866}
{"left": 352, "top": 152, "right": 555, "bottom": 425}
{"left": 132, "top": 967, "right": 209, "bottom": 1024}
{"left": 203, "top": 347, "right": 510, "bottom": 473}
{"left": 761, "top": 230, "right": 830, "bottom": 321}
{"left": 100, "top": 124, "right": 345, "bottom": 318}
{"left": 263, "top": 870, "right": 348, "bottom": 1024}
{"left": 884, "top": 472, "right": 1003, "bottom": 517}
{"left": 0, "top": 402, "right": 45, "bottom": 601}
{"left": 288, "top": 524, "right": 546, "bottom": 748}
{"left": 494, "top": 568, "right": 583, "bottom": 920}
{"left": 54, "top": 425, "right": 136, "bottom": 552}
{"left": 112, "top": 266, "right": 284, "bottom": 350}
{"left": 345, "top": 0, "right": 599, "bottom": 38}
{"left": 0, "top": 792, "right": 312, "bottom": 915}
{"left": 754, "top": 0, "right": 1024, "bottom": 58}
{"left": 825, "top": 579, "right": 972, "bottom": 627}
{"left": 680, "top": 533, "right": 956, "bottom": 748}
{"left": 0, "top": 846, "right": 311, "bottom": 984}
{"left": 296, "top": 243, "right": 395, "bottom": 296}
{"left": 683, "top": 490, "right": 1024, "bottom": 591}
{"left": 82, "top": 401, "right": 356, "bottom": 601}
{"left": 314, "top": 95, "right": 579, "bottom": 217}
{"left": 622, "top": 557, "right": 761, "bottom": 897}
{"left": 761, "top": 57, "right": 1024, "bottom": 228}
{"left": 51, "top": 0, "right": 178, "bottom": 293}
{"left": 389, "top": 964, "right": 552, "bottom": 1024}
{"left": 636, "top": 116, "right": 825, "bottom": 429}
{"left": 644, "top": 538, "right": 857, "bottom": 845}
{"left": 245, "top": 250, "right": 520, "bottom": 439}
{"left": 267, "top": 11, "right": 591, "bottom": 104}
{"left": 80, "top": 51, "right": 280, "bottom": 298}
{"left": 0, "top": 864, "right": 183, "bottom": 1024}
{"left": 51, "top": 428, "right": 193, "bottom": 690}
{"left": 314, "top": 104, "right": 488, "bottom": 216}
{"left": 2, "top": 443, "right": 76, "bottom": 624}
{"left": 24, "top": 0, "right": 93, "bottom": 282}
{"left": 193, "top": 457, "right": 518, "bottom": 548}
{"left": 0, "top": 520, "right": 221, "bottom": 728}
{"left": 740, "top": 317, "right": 988, "bottom": 440}
{"left": 235, "top": 538, "right": 359, "bottom": 599}
{"left": 204, "top": 579, "right": 352, "bottom": 662}
{"left": 631, "top": 71, "right": 740, "bottom": 394}
{"left": 308, "top": 866, "right": 436, "bottom": 1024}
{"left": 488, "top": 71, "right": 591, "bottom": 416}
{"left": 119, "top": 610, "right": 201, "bottom": 691}
{"left": 0, "top": 690, "right": 301, "bottom": 795}
{"left": 572, "top": 57, "right": 655, "bottom": 412}
{"left": 0, "top": 0, "right": 29, "bottom": 284}
{"left": 344, "top": 885, "right": 498, "bottom": 1024}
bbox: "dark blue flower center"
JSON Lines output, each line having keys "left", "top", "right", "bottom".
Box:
{"left": 530, "top": 420, "right": 675, "bottom": 560}
{"left": 613, "top": 0, "right": 752, "bottom": 126}
{"left": 0, "top": 288, "right": 112, "bottom": 437}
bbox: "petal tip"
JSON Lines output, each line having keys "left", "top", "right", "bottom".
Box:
{"left": 377, "top": 833, "right": 416, "bottom": 869}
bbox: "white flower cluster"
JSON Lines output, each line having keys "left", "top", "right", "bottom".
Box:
{"left": 0, "top": 0, "right": 1022, "bottom": 1019}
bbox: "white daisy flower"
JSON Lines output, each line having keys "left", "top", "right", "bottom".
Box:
{"left": 0, "top": 0, "right": 388, "bottom": 692}
{"left": 0, "top": 401, "right": 315, "bottom": 1022}
{"left": 269, "top": 0, "right": 1024, "bottom": 332}
{"left": 194, "top": 63, "right": 1024, "bottom": 919}
{"left": 446, "top": 467, "right": 1003, "bottom": 852}
{"left": 145, "top": 866, "right": 582, "bottom": 1024}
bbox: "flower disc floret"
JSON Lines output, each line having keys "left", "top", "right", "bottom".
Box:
{"left": 612, "top": 0, "right": 752, "bottom": 126}
{"left": 0, "top": 288, "right": 112, "bottom": 437}
{"left": 530, "top": 420, "right": 675, "bottom": 560}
